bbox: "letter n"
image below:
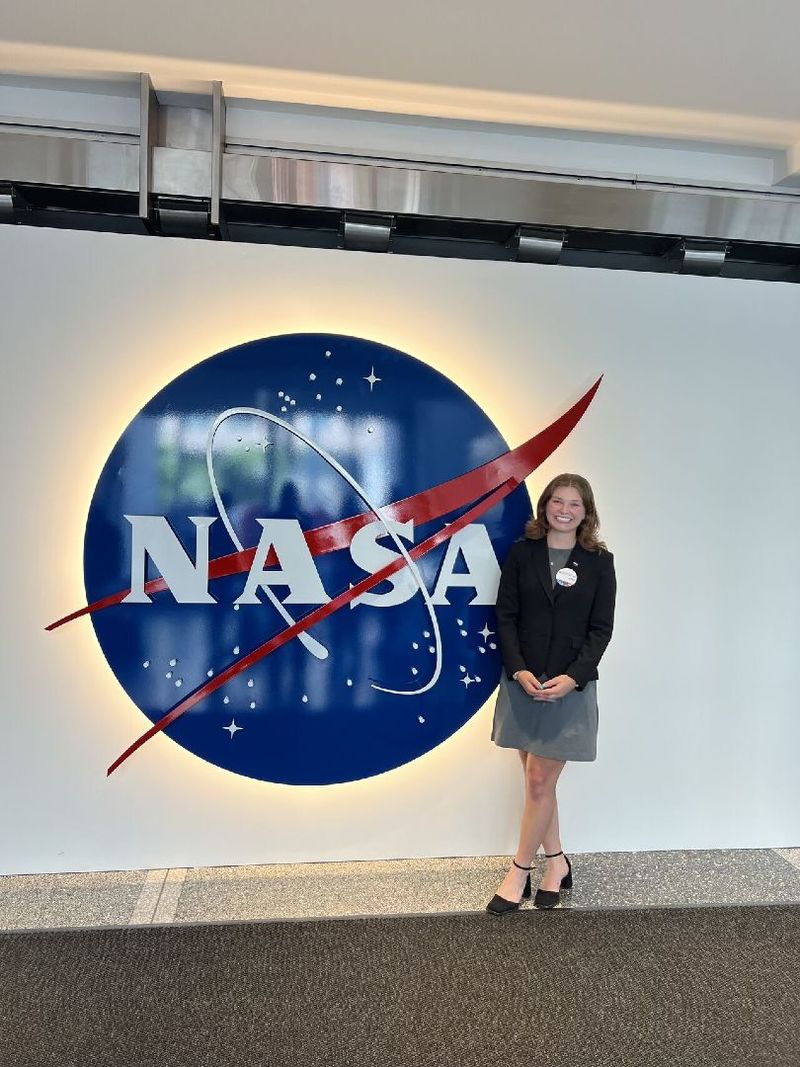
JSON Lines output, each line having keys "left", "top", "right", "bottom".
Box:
{"left": 122, "top": 516, "right": 217, "bottom": 604}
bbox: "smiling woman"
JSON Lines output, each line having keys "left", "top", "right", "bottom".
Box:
{"left": 487, "top": 473, "right": 616, "bottom": 914}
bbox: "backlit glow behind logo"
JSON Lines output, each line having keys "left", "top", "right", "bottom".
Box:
{"left": 48, "top": 334, "right": 599, "bottom": 784}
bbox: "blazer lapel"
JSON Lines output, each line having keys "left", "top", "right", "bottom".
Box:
{"left": 531, "top": 538, "right": 555, "bottom": 604}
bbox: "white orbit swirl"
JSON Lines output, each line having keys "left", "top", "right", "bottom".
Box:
{"left": 206, "top": 407, "right": 442, "bottom": 696}
{"left": 207, "top": 410, "right": 327, "bottom": 661}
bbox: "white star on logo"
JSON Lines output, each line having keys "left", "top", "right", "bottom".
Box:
{"left": 461, "top": 674, "right": 475, "bottom": 688}
{"left": 364, "top": 366, "right": 382, "bottom": 391}
{"left": 479, "top": 623, "right": 495, "bottom": 643}
{"left": 223, "top": 719, "right": 243, "bottom": 738}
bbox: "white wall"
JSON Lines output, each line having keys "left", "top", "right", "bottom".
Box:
{"left": 1, "top": 224, "right": 798, "bottom": 874}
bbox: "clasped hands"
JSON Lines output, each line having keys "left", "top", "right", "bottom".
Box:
{"left": 515, "top": 671, "right": 577, "bottom": 701}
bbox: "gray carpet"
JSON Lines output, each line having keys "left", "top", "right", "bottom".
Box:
{"left": 1, "top": 905, "right": 798, "bottom": 1067}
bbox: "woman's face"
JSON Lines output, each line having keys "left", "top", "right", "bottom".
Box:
{"left": 544, "top": 485, "right": 586, "bottom": 534}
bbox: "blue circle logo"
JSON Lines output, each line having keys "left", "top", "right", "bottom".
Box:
{"left": 61, "top": 334, "right": 596, "bottom": 784}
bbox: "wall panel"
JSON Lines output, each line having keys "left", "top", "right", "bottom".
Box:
{"left": 1, "top": 226, "right": 798, "bottom": 873}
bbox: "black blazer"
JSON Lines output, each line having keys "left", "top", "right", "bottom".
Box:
{"left": 495, "top": 537, "right": 616, "bottom": 689}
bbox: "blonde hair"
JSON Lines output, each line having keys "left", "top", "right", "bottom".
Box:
{"left": 524, "top": 473, "right": 607, "bottom": 552}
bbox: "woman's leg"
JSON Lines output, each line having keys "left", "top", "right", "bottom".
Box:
{"left": 521, "top": 751, "right": 562, "bottom": 852}
{"left": 539, "top": 796, "right": 569, "bottom": 893}
{"left": 494, "top": 753, "right": 567, "bottom": 902}
{"left": 541, "top": 798, "right": 561, "bottom": 855}
{"left": 510, "top": 752, "right": 570, "bottom": 896}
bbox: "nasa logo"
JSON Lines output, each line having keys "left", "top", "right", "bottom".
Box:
{"left": 49, "top": 334, "right": 599, "bottom": 784}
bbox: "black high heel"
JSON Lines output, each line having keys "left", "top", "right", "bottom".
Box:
{"left": 486, "top": 859, "right": 533, "bottom": 915}
{"left": 533, "top": 851, "right": 572, "bottom": 910}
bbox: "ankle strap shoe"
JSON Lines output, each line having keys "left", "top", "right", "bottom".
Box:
{"left": 534, "top": 853, "right": 573, "bottom": 910}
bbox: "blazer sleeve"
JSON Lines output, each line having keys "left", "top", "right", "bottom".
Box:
{"left": 495, "top": 543, "right": 528, "bottom": 679}
{"left": 565, "top": 550, "right": 616, "bottom": 688}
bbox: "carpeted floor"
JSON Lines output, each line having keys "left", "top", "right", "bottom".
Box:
{"left": 1, "top": 905, "right": 797, "bottom": 1067}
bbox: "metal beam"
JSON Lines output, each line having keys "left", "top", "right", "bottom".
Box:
{"left": 0, "top": 131, "right": 137, "bottom": 191}
{"left": 221, "top": 153, "right": 800, "bottom": 247}
{"left": 138, "top": 73, "right": 158, "bottom": 226}
{"left": 211, "top": 81, "right": 226, "bottom": 232}
{"left": 2, "top": 122, "right": 800, "bottom": 248}
{"left": 1, "top": 72, "right": 800, "bottom": 281}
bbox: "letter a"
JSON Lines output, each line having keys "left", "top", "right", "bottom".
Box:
{"left": 236, "top": 519, "right": 329, "bottom": 605}
{"left": 430, "top": 524, "right": 501, "bottom": 606}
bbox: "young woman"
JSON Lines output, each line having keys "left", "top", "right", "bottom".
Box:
{"left": 487, "top": 474, "right": 616, "bottom": 914}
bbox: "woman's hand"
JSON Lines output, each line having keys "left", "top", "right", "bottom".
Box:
{"left": 514, "top": 670, "right": 543, "bottom": 697}
{"left": 533, "top": 674, "right": 577, "bottom": 701}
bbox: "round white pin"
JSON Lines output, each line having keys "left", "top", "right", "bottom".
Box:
{"left": 555, "top": 567, "right": 577, "bottom": 587}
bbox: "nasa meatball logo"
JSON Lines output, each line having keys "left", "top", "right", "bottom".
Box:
{"left": 48, "top": 334, "right": 600, "bottom": 784}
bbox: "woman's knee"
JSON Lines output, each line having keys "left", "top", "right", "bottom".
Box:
{"left": 525, "top": 756, "right": 564, "bottom": 799}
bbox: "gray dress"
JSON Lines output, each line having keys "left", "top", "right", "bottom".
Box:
{"left": 491, "top": 546, "right": 598, "bottom": 762}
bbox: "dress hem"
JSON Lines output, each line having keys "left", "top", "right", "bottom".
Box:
{"left": 491, "top": 737, "right": 597, "bottom": 763}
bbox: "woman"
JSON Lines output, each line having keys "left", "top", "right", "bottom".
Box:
{"left": 487, "top": 474, "right": 616, "bottom": 914}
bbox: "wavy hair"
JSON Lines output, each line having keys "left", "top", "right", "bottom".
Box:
{"left": 524, "top": 473, "right": 607, "bottom": 552}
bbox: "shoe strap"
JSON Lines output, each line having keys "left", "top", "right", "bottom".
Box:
{"left": 544, "top": 850, "right": 564, "bottom": 859}
{"left": 512, "top": 859, "right": 533, "bottom": 871}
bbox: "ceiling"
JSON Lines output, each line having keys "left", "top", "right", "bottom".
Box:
{"left": 2, "top": 0, "right": 800, "bottom": 150}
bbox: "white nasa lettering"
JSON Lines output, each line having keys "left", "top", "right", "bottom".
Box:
{"left": 123, "top": 515, "right": 218, "bottom": 604}
{"left": 430, "top": 524, "right": 502, "bottom": 606}
{"left": 123, "top": 515, "right": 503, "bottom": 606}
{"left": 235, "top": 519, "right": 330, "bottom": 605}
{"left": 349, "top": 519, "right": 417, "bottom": 608}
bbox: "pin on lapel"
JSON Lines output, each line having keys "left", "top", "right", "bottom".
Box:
{"left": 555, "top": 567, "right": 578, "bottom": 588}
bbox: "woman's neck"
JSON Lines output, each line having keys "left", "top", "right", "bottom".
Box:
{"left": 547, "top": 531, "right": 577, "bottom": 550}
